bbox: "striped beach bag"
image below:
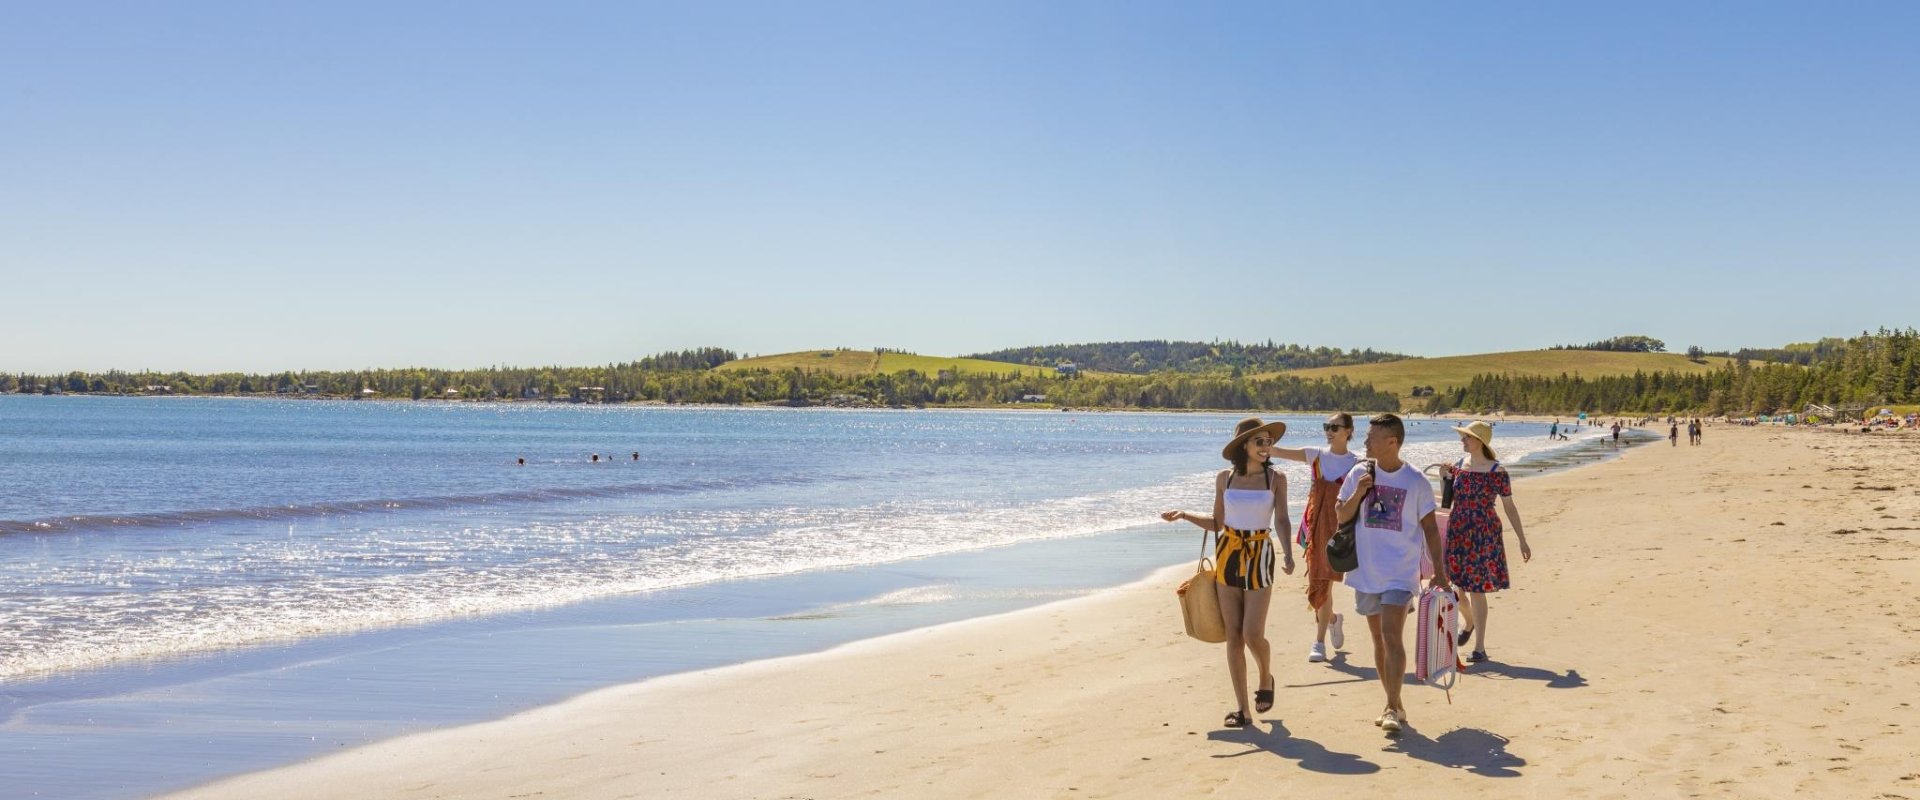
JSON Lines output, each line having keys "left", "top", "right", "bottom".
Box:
{"left": 1414, "top": 586, "right": 1464, "bottom": 702}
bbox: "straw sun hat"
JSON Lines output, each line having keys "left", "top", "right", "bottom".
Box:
{"left": 1452, "top": 420, "right": 1499, "bottom": 460}
{"left": 1222, "top": 417, "right": 1288, "bottom": 461}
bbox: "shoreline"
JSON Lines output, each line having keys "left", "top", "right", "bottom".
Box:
{"left": 162, "top": 427, "right": 1915, "bottom": 799}
{"left": 6, "top": 392, "right": 1673, "bottom": 422}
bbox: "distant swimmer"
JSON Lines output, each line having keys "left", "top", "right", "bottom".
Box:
{"left": 517, "top": 457, "right": 525, "bottom": 465}
{"left": 591, "top": 454, "right": 600, "bottom": 462}
{"left": 631, "top": 452, "right": 639, "bottom": 461}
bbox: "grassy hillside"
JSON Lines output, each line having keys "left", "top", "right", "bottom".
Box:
{"left": 1276, "top": 350, "right": 1746, "bottom": 405}
{"left": 716, "top": 349, "right": 1050, "bottom": 377}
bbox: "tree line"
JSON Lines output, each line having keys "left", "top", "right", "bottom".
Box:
{"left": 5, "top": 350, "right": 1399, "bottom": 412}
{"left": 1549, "top": 335, "right": 1667, "bottom": 353}
{"left": 1428, "top": 328, "right": 1920, "bottom": 416}
{"left": 965, "top": 340, "right": 1410, "bottom": 375}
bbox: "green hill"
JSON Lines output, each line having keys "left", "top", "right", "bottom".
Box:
{"left": 716, "top": 349, "right": 1050, "bottom": 377}
{"left": 966, "top": 340, "right": 1409, "bottom": 375}
{"left": 1276, "top": 350, "right": 1746, "bottom": 405}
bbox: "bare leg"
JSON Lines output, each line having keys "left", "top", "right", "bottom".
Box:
{"left": 1378, "top": 605, "right": 1409, "bottom": 717}
{"left": 1469, "top": 592, "right": 1490, "bottom": 652}
{"left": 1366, "top": 612, "right": 1388, "bottom": 710}
{"left": 1216, "top": 583, "right": 1249, "bottom": 717}
{"left": 1242, "top": 588, "right": 1274, "bottom": 701}
{"left": 1314, "top": 599, "right": 1333, "bottom": 644}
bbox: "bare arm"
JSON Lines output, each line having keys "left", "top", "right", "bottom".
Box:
{"left": 1270, "top": 447, "right": 1310, "bottom": 464}
{"left": 1158, "top": 471, "right": 1231, "bottom": 533}
{"left": 1421, "top": 512, "right": 1451, "bottom": 589}
{"left": 1211, "top": 470, "right": 1228, "bottom": 531}
{"left": 1501, "top": 494, "right": 1531, "bottom": 562}
{"left": 1271, "top": 469, "right": 1295, "bottom": 572}
{"left": 1337, "top": 469, "right": 1373, "bottom": 524}
{"left": 1159, "top": 510, "right": 1219, "bottom": 531}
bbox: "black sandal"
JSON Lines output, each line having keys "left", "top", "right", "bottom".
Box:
{"left": 1224, "top": 711, "right": 1250, "bottom": 728}
{"left": 1254, "top": 687, "right": 1274, "bottom": 713}
{"left": 1456, "top": 626, "right": 1474, "bottom": 647}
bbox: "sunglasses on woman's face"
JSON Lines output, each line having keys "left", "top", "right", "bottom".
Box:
{"left": 1252, "top": 437, "right": 1274, "bottom": 446}
{"left": 1322, "top": 424, "right": 1348, "bottom": 432}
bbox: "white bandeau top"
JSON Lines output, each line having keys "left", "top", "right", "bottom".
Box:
{"left": 1222, "top": 469, "right": 1275, "bottom": 530}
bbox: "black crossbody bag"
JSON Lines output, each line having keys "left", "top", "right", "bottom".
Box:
{"left": 1326, "top": 460, "right": 1375, "bottom": 573}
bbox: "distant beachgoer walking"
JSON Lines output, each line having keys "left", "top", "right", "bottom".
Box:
{"left": 1693, "top": 419, "right": 1704, "bottom": 445}
{"left": 1272, "top": 413, "right": 1358, "bottom": 663}
{"left": 1437, "top": 421, "right": 1531, "bottom": 664}
{"left": 1669, "top": 423, "right": 1679, "bottom": 446}
{"left": 1548, "top": 420, "right": 1558, "bottom": 440}
{"left": 1161, "top": 417, "right": 1295, "bottom": 729}
{"left": 1611, "top": 422, "right": 1622, "bottom": 444}
{"left": 1336, "top": 413, "right": 1449, "bottom": 734}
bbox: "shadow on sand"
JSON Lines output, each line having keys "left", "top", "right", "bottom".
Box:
{"left": 1207, "top": 720, "right": 1381, "bottom": 775}
{"left": 1467, "top": 660, "right": 1587, "bottom": 689}
{"left": 1383, "top": 725, "right": 1526, "bottom": 777}
{"left": 1283, "top": 651, "right": 1376, "bottom": 688}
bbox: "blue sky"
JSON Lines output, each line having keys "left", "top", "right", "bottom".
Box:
{"left": 3, "top": 2, "right": 1916, "bottom": 373}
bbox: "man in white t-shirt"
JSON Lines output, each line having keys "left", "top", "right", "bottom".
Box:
{"left": 1336, "top": 413, "right": 1451, "bottom": 734}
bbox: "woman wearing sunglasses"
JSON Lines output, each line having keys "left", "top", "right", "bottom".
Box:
{"left": 1161, "top": 417, "right": 1295, "bottom": 728}
{"left": 1270, "top": 413, "right": 1360, "bottom": 664}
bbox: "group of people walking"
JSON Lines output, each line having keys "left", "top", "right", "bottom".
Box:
{"left": 1163, "top": 413, "right": 1530, "bottom": 734}
{"left": 1671, "top": 417, "right": 1704, "bottom": 446}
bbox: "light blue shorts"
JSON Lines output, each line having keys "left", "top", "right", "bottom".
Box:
{"left": 1354, "top": 589, "right": 1415, "bottom": 617}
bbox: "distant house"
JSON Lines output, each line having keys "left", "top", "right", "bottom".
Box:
{"left": 1020, "top": 394, "right": 1049, "bottom": 403}
{"left": 443, "top": 388, "right": 462, "bottom": 397}
{"left": 360, "top": 387, "right": 378, "bottom": 396}
{"left": 303, "top": 384, "right": 321, "bottom": 394}
{"left": 1055, "top": 361, "right": 1078, "bottom": 378}
{"left": 141, "top": 384, "right": 172, "bottom": 395}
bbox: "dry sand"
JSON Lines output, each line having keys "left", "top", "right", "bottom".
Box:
{"left": 167, "top": 425, "right": 1920, "bottom": 799}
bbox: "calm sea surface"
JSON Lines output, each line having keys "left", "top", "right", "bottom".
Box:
{"left": 0, "top": 395, "right": 1605, "bottom": 681}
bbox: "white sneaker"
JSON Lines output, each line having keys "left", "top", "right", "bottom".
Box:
{"left": 1308, "top": 642, "right": 1327, "bottom": 662}
{"left": 1329, "top": 613, "right": 1345, "bottom": 650}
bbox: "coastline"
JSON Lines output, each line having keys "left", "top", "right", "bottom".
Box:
{"left": 161, "top": 424, "right": 1920, "bottom": 799}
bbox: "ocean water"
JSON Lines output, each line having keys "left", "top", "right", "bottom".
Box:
{"left": 0, "top": 395, "right": 1633, "bottom": 798}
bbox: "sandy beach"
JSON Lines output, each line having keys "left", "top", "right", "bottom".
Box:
{"left": 168, "top": 425, "right": 1920, "bottom": 799}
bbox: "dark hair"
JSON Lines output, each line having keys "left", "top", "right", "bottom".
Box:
{"left": 1369, "top": 413, "right": 1405, "bottom": 445}
{"left": 1229, "top": 444, "right": 1273, "bottom": 476}
{"left": 1465, "top": 436, "right": 1493, "bottom": 458}
{"left": 1327, "top": 412, "right": 1354, "bottom": 429}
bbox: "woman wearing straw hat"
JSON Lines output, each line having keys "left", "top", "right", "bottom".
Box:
{"left": 1438, "top": 420, "right": 1531, "bottom": 663}
{"left": 1160, "top": 417, "right": 1295, "bottom": 728}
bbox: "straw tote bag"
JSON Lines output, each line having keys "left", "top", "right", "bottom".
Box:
{"left": 1177, "top": 531, "right": 1227, "bottom": 643}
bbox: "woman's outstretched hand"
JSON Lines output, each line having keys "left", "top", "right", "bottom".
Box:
{"left": 1160, "top": 510, "right": 1184, "bottom": 523}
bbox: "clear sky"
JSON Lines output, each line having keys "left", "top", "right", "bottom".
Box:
{"left": 4, "top": 2, "right": 1916, "bottom": 373}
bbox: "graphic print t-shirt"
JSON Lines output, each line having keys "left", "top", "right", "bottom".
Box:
{"left": 1335, "top": 462, "right": 1438, "bottom": 594}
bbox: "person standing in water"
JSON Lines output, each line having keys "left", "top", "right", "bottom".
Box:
{"left": 1161, "top": 417, "right": 1296, "bottom": 728}
{"left": 1336, "top": 413, "right": 1449, "bottom": 734}
{"left": 1438, "top": 421, "right": 1531, "bottom": 663}
{"left": 1270, "top": 413, "right": 1358, "bottom": 663}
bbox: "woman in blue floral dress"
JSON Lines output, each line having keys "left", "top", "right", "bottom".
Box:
{"left": 1441, "top": 421, "right": 1531, "bottom": 663}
